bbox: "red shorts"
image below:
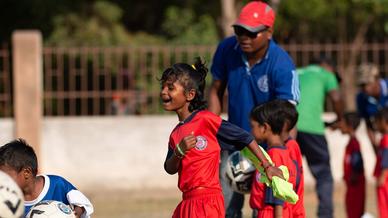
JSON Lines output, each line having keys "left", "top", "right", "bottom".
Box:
{"left": 345, "top": 179, "right": 365, "bottom": 218}
{"left": 257, "top": 205, "right": 292, "bottom": 218}
{"left": 377, "top": 180, "right": 388, "bottom": 218}
{"left": 172, "top": 188, "right": 224, "bottom": 218}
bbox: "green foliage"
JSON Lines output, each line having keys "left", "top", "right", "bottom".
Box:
{"left": 47, "top": 1, "right": 130, "bottom": 46}
{"left": 161, "top": 6, "right": 218, "bottom": 45}
{"left": 275, "top": 0, "right": 388, "bottom": 42}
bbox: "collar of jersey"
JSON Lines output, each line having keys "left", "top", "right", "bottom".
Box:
{"left": 24, "top": 174, "right": 50, "bottom": 206}
{"left": 177, "top": 110, "right": 202, "bottom": 126}
{"left": 267, "top": 145, "right": 287, "bottom": 150}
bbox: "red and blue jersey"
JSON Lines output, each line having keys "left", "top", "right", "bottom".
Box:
{"left": 211, "top": 37, "right": 299, "bottom": 132}
{"left": 286, "top": 138, "right": 305, "bottom": 217}
{"left": 250, "top": 145, "right": 296, "bottom": 217}
{"left": 343, "top": 137, "right": 365, "bottom": 183}
{"left": 374, "top": 134, "right": 388, "bottom": 178}
{"left": 166, "top": 110, "right": 254, "bottom": 193}
{"left": 374, "top": 134, "right": 388, "bottom": 218}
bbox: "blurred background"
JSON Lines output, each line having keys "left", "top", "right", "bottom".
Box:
{"left": 0, "top": 0, "right": 387, "bottom": 217}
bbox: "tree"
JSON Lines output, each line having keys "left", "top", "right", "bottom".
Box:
{"left": 161, "top": 6, "right": 218, "bottom": 45}
{"left": 47, "top": 1, "right": 129, "bottom": 46}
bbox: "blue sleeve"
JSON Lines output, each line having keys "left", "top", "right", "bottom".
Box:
{"left": 211, "top": 39, "right": 229, "bottom": 81}
{"left": 62, "top": 177, "right": 76, "bottom": 191}
{"left": 217, "top": 120, "right": 254, "bottom": 150}
{"left": 382, "top": 148, "right": 388, "bottom": 169}
{"left": 265, "top": 186, "right": 284, "bottom": 206}
{"left": 350, "top": 151, "right": 364, "bottom": 173}
{"left": 272, "top": 66, "right": 300, "bottom": 104}
{"left": 165, "top": 148, "right": 173, "bottom": 161}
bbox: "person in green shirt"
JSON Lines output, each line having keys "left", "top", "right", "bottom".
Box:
{"left": 296, "top": 56, "right": 343, "bottom": 218}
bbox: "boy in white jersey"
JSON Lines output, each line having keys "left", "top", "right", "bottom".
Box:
{"left": 0, "top": 138, "right": 94, "bottom": 217}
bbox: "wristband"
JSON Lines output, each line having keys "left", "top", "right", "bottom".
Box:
{"left": 174, "top": 147, "right": 184, "bottom": 159}
{"left": 176, "top": 144, "right": 186, "bottom": 156}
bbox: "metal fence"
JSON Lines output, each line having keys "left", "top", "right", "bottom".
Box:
{"left": 0, "top": 47, "right": 12, "bottom": 117}
{"left": 42, "top": 46, "right": 215, "bottom": 116}
{"left": 1, "top": 41, "right": 387, "bottom": 117}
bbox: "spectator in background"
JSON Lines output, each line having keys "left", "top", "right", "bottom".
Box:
{"left": 209, "top": 1, "right": 299, "bottom": 217}
{"left": 356, "top": 63, "right": 388, "bottom": 152}
{"left": 296, "top": 56, "right": 343, "bottom": 218}
{"left": 338, "top": 112, "right": 365, "bottom": 218}
{"left": 111, "top": 92, "right": 130, "bottom": 115}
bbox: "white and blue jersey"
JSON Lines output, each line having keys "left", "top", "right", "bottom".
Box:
{"left": 357, "top": 79, "right": 388, "bottom": 128}
{"left": 211, "top": 36, "right": 299, "bottom": 132}
{"left": 24, "top": 175, "right": 94, "bottom": 218}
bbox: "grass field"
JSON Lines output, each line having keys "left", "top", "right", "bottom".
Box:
{"left": 87, "top": 182, "right": 378, "bottom": 218}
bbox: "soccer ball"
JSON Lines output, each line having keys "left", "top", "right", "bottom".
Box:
{"left": 0, "top": 171, "right": 24, "bottom": 218}
{"left": 225, "top": 151, "right": 256, "bottom": 194}
{"left": 26, "top": 200, "right": 76, "bottom": 218}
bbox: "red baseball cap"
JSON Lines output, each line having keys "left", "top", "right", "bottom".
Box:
{"left": 233, "top": 1, "right": 275, "bottom": 32}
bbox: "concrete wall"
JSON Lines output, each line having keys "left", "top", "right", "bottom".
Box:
{"left": 0, "top": 114, "right": 377, "bottom": 190}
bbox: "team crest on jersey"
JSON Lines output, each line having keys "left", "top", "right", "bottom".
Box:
{"left": 257, "top": 75, "right": 268, "bottom": 92}
{"left": 195, "top": 136, "right": 208, "bottom": 150}
{"left": 57, "top": 202, "right": 72, "bottom": 214}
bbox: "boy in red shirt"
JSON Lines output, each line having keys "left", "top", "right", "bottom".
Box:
{"left": 338, "top": 112, "right": 365, "bottom": 218}
{"left": 374, "top": 108, "right": 388, "bottom": 218}
{"left": 249, "top": 100, "right": 297, "bottom": 218}
{"left": 279, "top": 98, "right": 305, "bottom": 217}
{"left": 160, "top": 58, "right": 284, "bottom": 218}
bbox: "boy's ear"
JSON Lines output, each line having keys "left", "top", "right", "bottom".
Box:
{"left": 186, "top": 89, "right": 196, "bottom": 101}
{"left": 266, "top": 27, "right": 273, "bottom": 40}
{"left": 263, "top": 122, "right": 271, "bottom": 132}
{"left": 22, "top": 167, "right": 33, "bottom": 179}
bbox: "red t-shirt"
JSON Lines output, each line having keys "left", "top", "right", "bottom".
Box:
{"left": 343, "top": 137, "right": 365, "bottom": 183}
{"left": 286, "top": 139, "right": 305, "bottom": 217}
{"left": 167, "top": 110, "right": 254, "bottom": 193}
{"left": 374, "top": 134, "right": 388, "bottom": 178}
{"left": 250, "top": 145, "right": 296, "bottom": 215}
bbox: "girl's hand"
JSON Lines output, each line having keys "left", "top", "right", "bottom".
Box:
{"left": 178, "top": 132, "right": 197, "bottom": 154}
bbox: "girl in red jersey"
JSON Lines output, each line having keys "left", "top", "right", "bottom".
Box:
{"left": 374, "top": 108, "right": 388, "bottom": 218}
{"left": 338, "top": 112, "right": 365, "bottom": 218}
{"left": 160, "top": 58, "right": 283, "bottom": 218}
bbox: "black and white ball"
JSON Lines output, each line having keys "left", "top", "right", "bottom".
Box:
{"left": 0, "top": 171, "right": 24, "bottom": 218}
{"left": 225, "top": 151, "right": 256, "bottom": 194}
{"left": 26, "top": 200, "right": 75, "bottom": 218}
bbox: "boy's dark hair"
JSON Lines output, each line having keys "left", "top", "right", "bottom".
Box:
{"left": 159, "top": 57, "right": 208, "bottom": 112}
{"left": 343, "top": 112, "right": 361, "bottom": 130}
{"left": 375, "top": 107, "right": 388, "bottom": 123}
{"left": 277, "top": 100, "right": 298, "bottom": 131}
{"left": 250, "top": 99, "right": 294, "bottom": 135}
{"left": 0, "top": 138, "right": 38, "bottom": 176}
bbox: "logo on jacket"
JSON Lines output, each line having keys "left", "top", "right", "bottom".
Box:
{"left": 195, "top": 136, "right": 208, "bottom": 150}
{"left": 257, "top": 75, "right": 268, "bottom": 92}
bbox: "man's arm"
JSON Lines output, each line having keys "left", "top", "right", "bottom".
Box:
{"left": 328, "top": 89, "right": 344, "bottom": 129}
{"left": 208, "top": 80, "right": 227, "bottom": 115}
{"left": 328, "top": 89, "right": 344, "bottom": 123}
